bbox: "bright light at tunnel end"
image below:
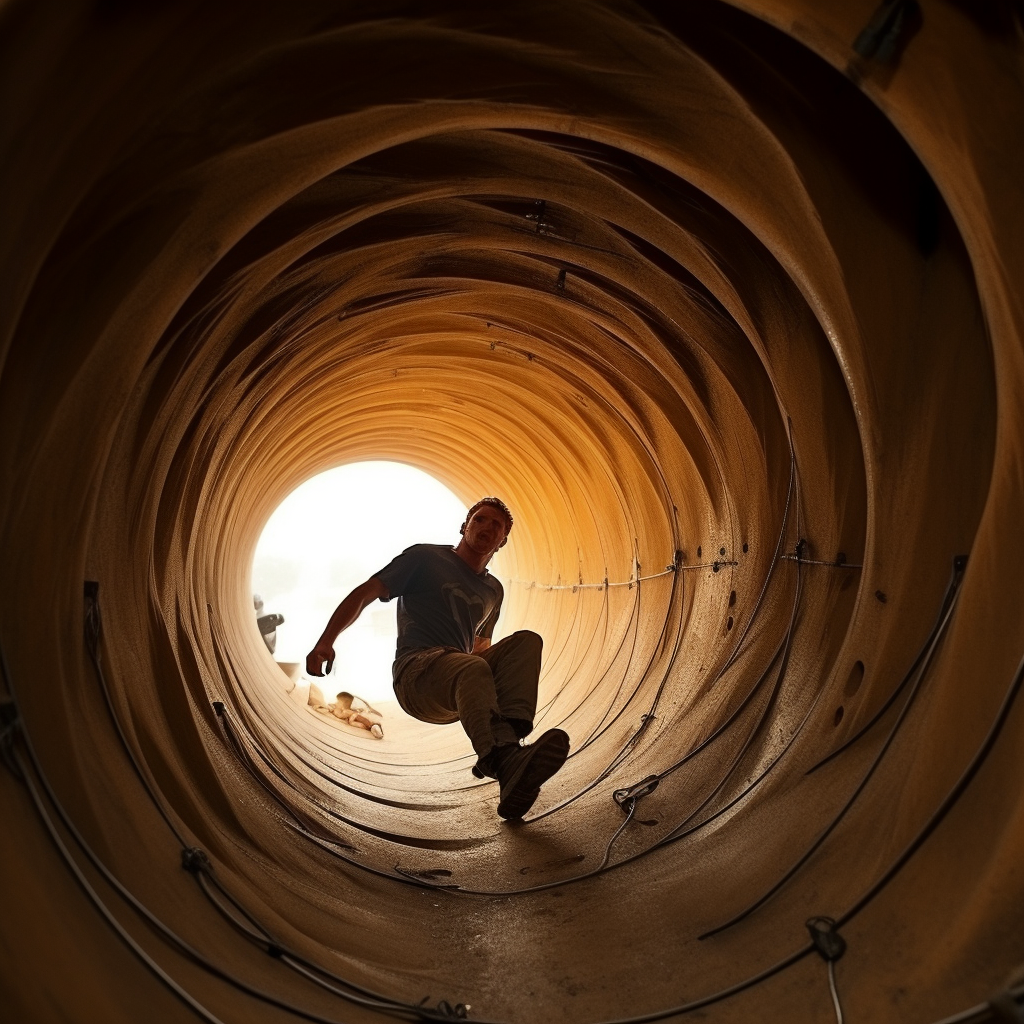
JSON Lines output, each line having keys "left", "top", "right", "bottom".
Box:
{"left": 252, "top": 461, "right": 496, "bottom": 704}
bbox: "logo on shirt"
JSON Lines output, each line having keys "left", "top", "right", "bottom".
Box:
{"left": 442, "top": 582, "right": 487, "bottom": 644}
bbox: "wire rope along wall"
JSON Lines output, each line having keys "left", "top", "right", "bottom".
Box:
{"left": 1, "top": 2, "right": 1021, "bottom": 1024}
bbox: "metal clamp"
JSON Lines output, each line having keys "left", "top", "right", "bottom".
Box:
{"left": 806, "top": 916, "right": 846, "bottom": 961}
{"left": 613, "top": 774, "right": 660, "bottom": 809}
{"left": 181, "top": 847, "right": 213, "bottom": 876}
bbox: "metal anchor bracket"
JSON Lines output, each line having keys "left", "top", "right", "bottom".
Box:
{"left": 613, "top": 774, "right": 660, "bottom": 810}
{"left": 806, "top": 916, "right": 846, "bottom": 961}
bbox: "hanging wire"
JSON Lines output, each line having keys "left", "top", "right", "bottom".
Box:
{"left": 835, "top": 649, "right": 1024, "bottom": 930}
{"left": 806, "top": 555, "right": 968, "bottom": 776}
{"left": 828, "top": 961, "right": 844, "bottom": 1024}
{"left": 780, "top": 554, "right": 862, "bottom": 568}
{"left": 698, "top": 558, "right": 966, "bottom": 938}
{"left": 17, "top": 760, "right": 231, "bottom": 1024}
{"left": 508, "top": 561, "right": 731, "bottom": 591}
{"left": 83, "top": 583, "right": 190, "bottom": 847}
{"left": 654, "top": 547, "right": 806, "bottom": 846}
{"left": 3, "top": 532, "right": 1020, "bottom": 1024}
{"left": 1, "top": 615, "right": 486, "bottom": 1023}
{"left": 0, "top": 697, "right": 475, "bottom": 1023}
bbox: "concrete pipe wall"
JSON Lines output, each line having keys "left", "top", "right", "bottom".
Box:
{"left": 2, "top": 2, "right": 1022, "bottom": 1022}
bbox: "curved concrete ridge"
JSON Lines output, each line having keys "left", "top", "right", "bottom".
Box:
{"left": 0, "top": 2, "right": 1019, "bottom": 1022}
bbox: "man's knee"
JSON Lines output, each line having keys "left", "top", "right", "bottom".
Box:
{"left": 511, "top": 629, "right": 543, "bottom": 654}
{"left": 449, "top": 652, "right": 493, "bottom": 686}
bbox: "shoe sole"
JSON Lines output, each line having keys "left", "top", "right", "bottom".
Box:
{"left": 497, "top": 730, "right": 569, "bottom": 820}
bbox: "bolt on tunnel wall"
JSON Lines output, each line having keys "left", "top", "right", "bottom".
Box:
{"left": 1, "top": 2, "right": 1022, "bottom": 1023}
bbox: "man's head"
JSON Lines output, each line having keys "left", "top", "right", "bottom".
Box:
{"left": 460, "top": 497, "right": 513, "bottom": 552}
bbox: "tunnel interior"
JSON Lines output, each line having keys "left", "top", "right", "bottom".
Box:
{"left": 2, "top": 2, "right": 1023, "bottom": 1023}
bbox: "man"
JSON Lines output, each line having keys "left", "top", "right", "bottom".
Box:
{"left": 305, "top": 497, "right": 569, "bottom": 820}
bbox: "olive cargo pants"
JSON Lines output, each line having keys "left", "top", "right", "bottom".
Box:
{"left": 393, "top": 630, "right": 542, "bottom": 760}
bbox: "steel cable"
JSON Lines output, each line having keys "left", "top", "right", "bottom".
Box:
{"left": 4, "top": 561, "right": 1019, "bottom": 1023}
{"left": 1, "top": 628, "right": 484, "bottom": 1023}
{"left": 699, "top": 558, "right": 965, "bottom": 938}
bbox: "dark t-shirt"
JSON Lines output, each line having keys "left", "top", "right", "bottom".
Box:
{"left": 374, "top": 544, "right": 503, "bottom": 661}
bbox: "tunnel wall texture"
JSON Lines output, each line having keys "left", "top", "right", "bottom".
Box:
{"left": 1, "top": 1, "right": 1023, "bottom": 1022}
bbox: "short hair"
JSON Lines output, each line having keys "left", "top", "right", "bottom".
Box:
{"left": 462, "top": 497, "right": 514, "bottom": 534}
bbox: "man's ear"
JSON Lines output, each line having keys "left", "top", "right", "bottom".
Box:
{"left": 498, "top": 535, "right": 508, "bottom": 549}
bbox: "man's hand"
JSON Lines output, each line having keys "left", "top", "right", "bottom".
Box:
{"left": 306, "top": 641, "right": 335, "bottom": 677}
{"left": 305, "top": 577, "right": 388, "bottom": 678}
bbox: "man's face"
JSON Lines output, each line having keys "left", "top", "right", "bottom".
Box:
{"left": 462, "top": 504, "right": 510, "bottom": 555}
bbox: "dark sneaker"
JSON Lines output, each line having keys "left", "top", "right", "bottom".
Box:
{"left": 471, "top": 717, "right": 536, "bottom": 778}
{"left": 495, "top": 729, "right": 569, "bottom": 820}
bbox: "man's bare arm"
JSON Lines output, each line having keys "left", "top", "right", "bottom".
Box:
{"left": 305, "top": 577, "right": 389, "bottom": 677}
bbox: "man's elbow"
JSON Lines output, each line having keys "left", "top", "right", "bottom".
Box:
{"left": 360, "top": 576, "right": 389, "bottom": 603}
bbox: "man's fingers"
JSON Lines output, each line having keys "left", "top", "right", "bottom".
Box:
{"left": 304, "top": 646, "right": 333, "bottom": 677}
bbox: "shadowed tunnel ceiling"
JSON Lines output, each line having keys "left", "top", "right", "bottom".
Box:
{"left": 2, "top": 1, "right": 1024, "bottom": 1022}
